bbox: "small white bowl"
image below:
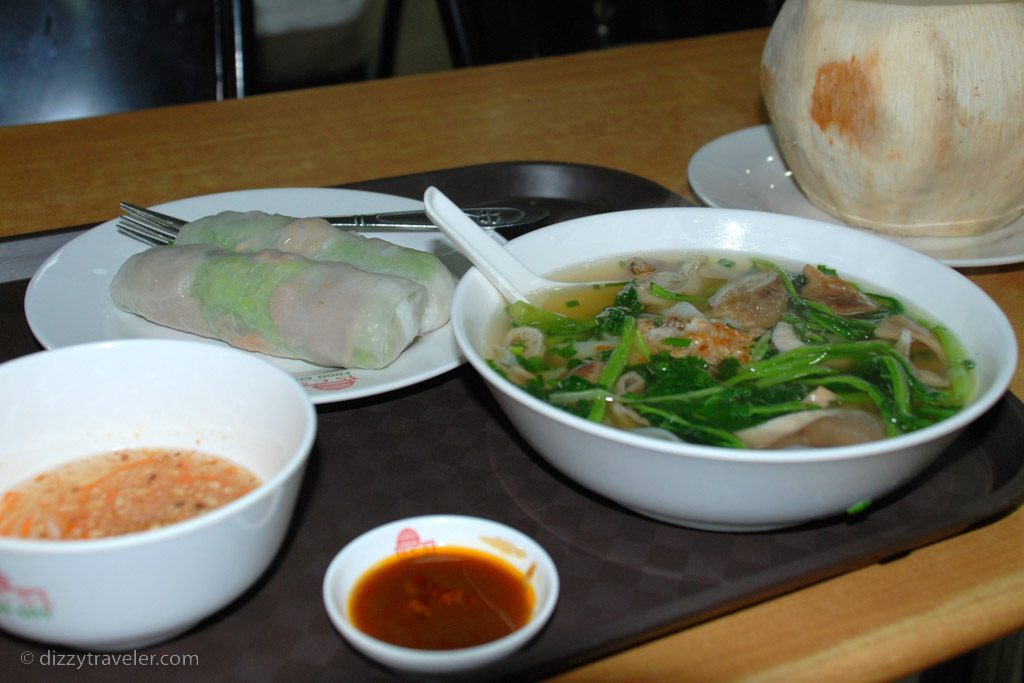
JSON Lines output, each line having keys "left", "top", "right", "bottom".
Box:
{"left": 322, "top": 515, "right": 559, "bottom": 675}
{"left": 0, "top": 340, "right": 316, "bottom": 650}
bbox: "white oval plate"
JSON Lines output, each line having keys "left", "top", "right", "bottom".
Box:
{"left": 687, "top": 125, "right": 1024, "bottom": 268}
{"left": 25, "top": 188, "right": 468, "bottom": 404}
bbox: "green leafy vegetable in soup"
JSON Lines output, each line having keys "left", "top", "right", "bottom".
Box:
{"left": 487, "top": 255, "right": 973, "bottom": 449}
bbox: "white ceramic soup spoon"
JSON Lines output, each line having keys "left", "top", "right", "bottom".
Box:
{"left": 423, "top": 186, "right": 621, "bottom": 304}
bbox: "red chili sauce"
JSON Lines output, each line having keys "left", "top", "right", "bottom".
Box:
{"left": 348, "top": 546, "right": 535, "bottom": 650}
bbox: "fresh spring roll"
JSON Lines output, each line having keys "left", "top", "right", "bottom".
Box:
{"left": 110, "top": 245, "right": 427, "bottom": 369}
{"left": 173, "top": 210, "right": 456, "bottom": 333}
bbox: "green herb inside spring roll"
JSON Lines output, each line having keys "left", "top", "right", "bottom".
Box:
{"left": 110, "top": 245, "right": 427, "bottom": 369}
{"left": 174, "top": 211, "right": 455, "bottom": 333}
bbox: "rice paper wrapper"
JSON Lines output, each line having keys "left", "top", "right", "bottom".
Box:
{"left": 175, "top": 211, "right": 455, "bottom": 333}
{"left": 110, "top": 245, "right": 427, "bottom": 369}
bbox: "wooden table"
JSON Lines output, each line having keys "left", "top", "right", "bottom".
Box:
{"left": 2, "top": 28, "right": 1022, "bottom": 682}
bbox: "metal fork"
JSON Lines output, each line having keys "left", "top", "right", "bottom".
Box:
{"left": 118, "top": 203, "right": 187, "bottom": 245}
{"left": 116, "top": 201, "right": 549, "bottom": 245}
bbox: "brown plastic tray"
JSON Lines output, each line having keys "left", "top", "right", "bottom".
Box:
{"left": 345, "top": 160, "right": 693, "bottom": 237}
{"left": 3, "top": 161, "right": 1024, "bottom": 681}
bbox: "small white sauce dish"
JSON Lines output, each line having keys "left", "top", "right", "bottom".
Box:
{"left": 322, "top": 514, "right": 559, "bottom": 675}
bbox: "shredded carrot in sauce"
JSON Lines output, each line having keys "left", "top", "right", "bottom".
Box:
{"left": 0, "top": 448, "right": 261, "bottom": 540}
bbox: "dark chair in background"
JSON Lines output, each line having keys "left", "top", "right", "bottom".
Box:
{"left": 2, "top": 1, "right": 782, "bottom": 126}
{"left": 431, "top": 0, "right": 782, "bottom": 68}
{"left": 0, "top": 0, "right": 252, "bottom": 127}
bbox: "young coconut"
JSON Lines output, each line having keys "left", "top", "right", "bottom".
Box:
{"left": 760, "top": 0, "right": 1024, "bottom": 240}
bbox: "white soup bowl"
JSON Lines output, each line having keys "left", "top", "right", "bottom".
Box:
{"left": 450, "top": 207, "right": 1017, "bottom": 531}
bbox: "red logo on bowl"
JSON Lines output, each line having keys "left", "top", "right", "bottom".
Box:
{"left": 0, "top": 571, "right": 52, "bottom": 619}
{"left": 394, "top": 528, "right": 435, "bottom": 553}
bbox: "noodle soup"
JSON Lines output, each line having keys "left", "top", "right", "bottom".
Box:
{"left": 487, "top": 253, "right": 973, "bottom": 449}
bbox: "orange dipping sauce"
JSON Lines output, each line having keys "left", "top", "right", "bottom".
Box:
{"left": 0, "top": 448, "right": 261, "bottom": 540}
{"left": 349, "top": 546, "right": 535, "bottom": 650}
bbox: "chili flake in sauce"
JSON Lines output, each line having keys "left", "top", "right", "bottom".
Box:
{"left": 349, "top": 546, "right": 535, "bottom": 650}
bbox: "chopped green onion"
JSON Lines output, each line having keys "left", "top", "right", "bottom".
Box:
{"left": 663, "top": 337, "right": 692, "bottom": 347}
{"left": 649, "top": 282, "right": 703, "bottom": 305}
{"left": 846, "top": 499, "right": 872, "bottom": 515}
